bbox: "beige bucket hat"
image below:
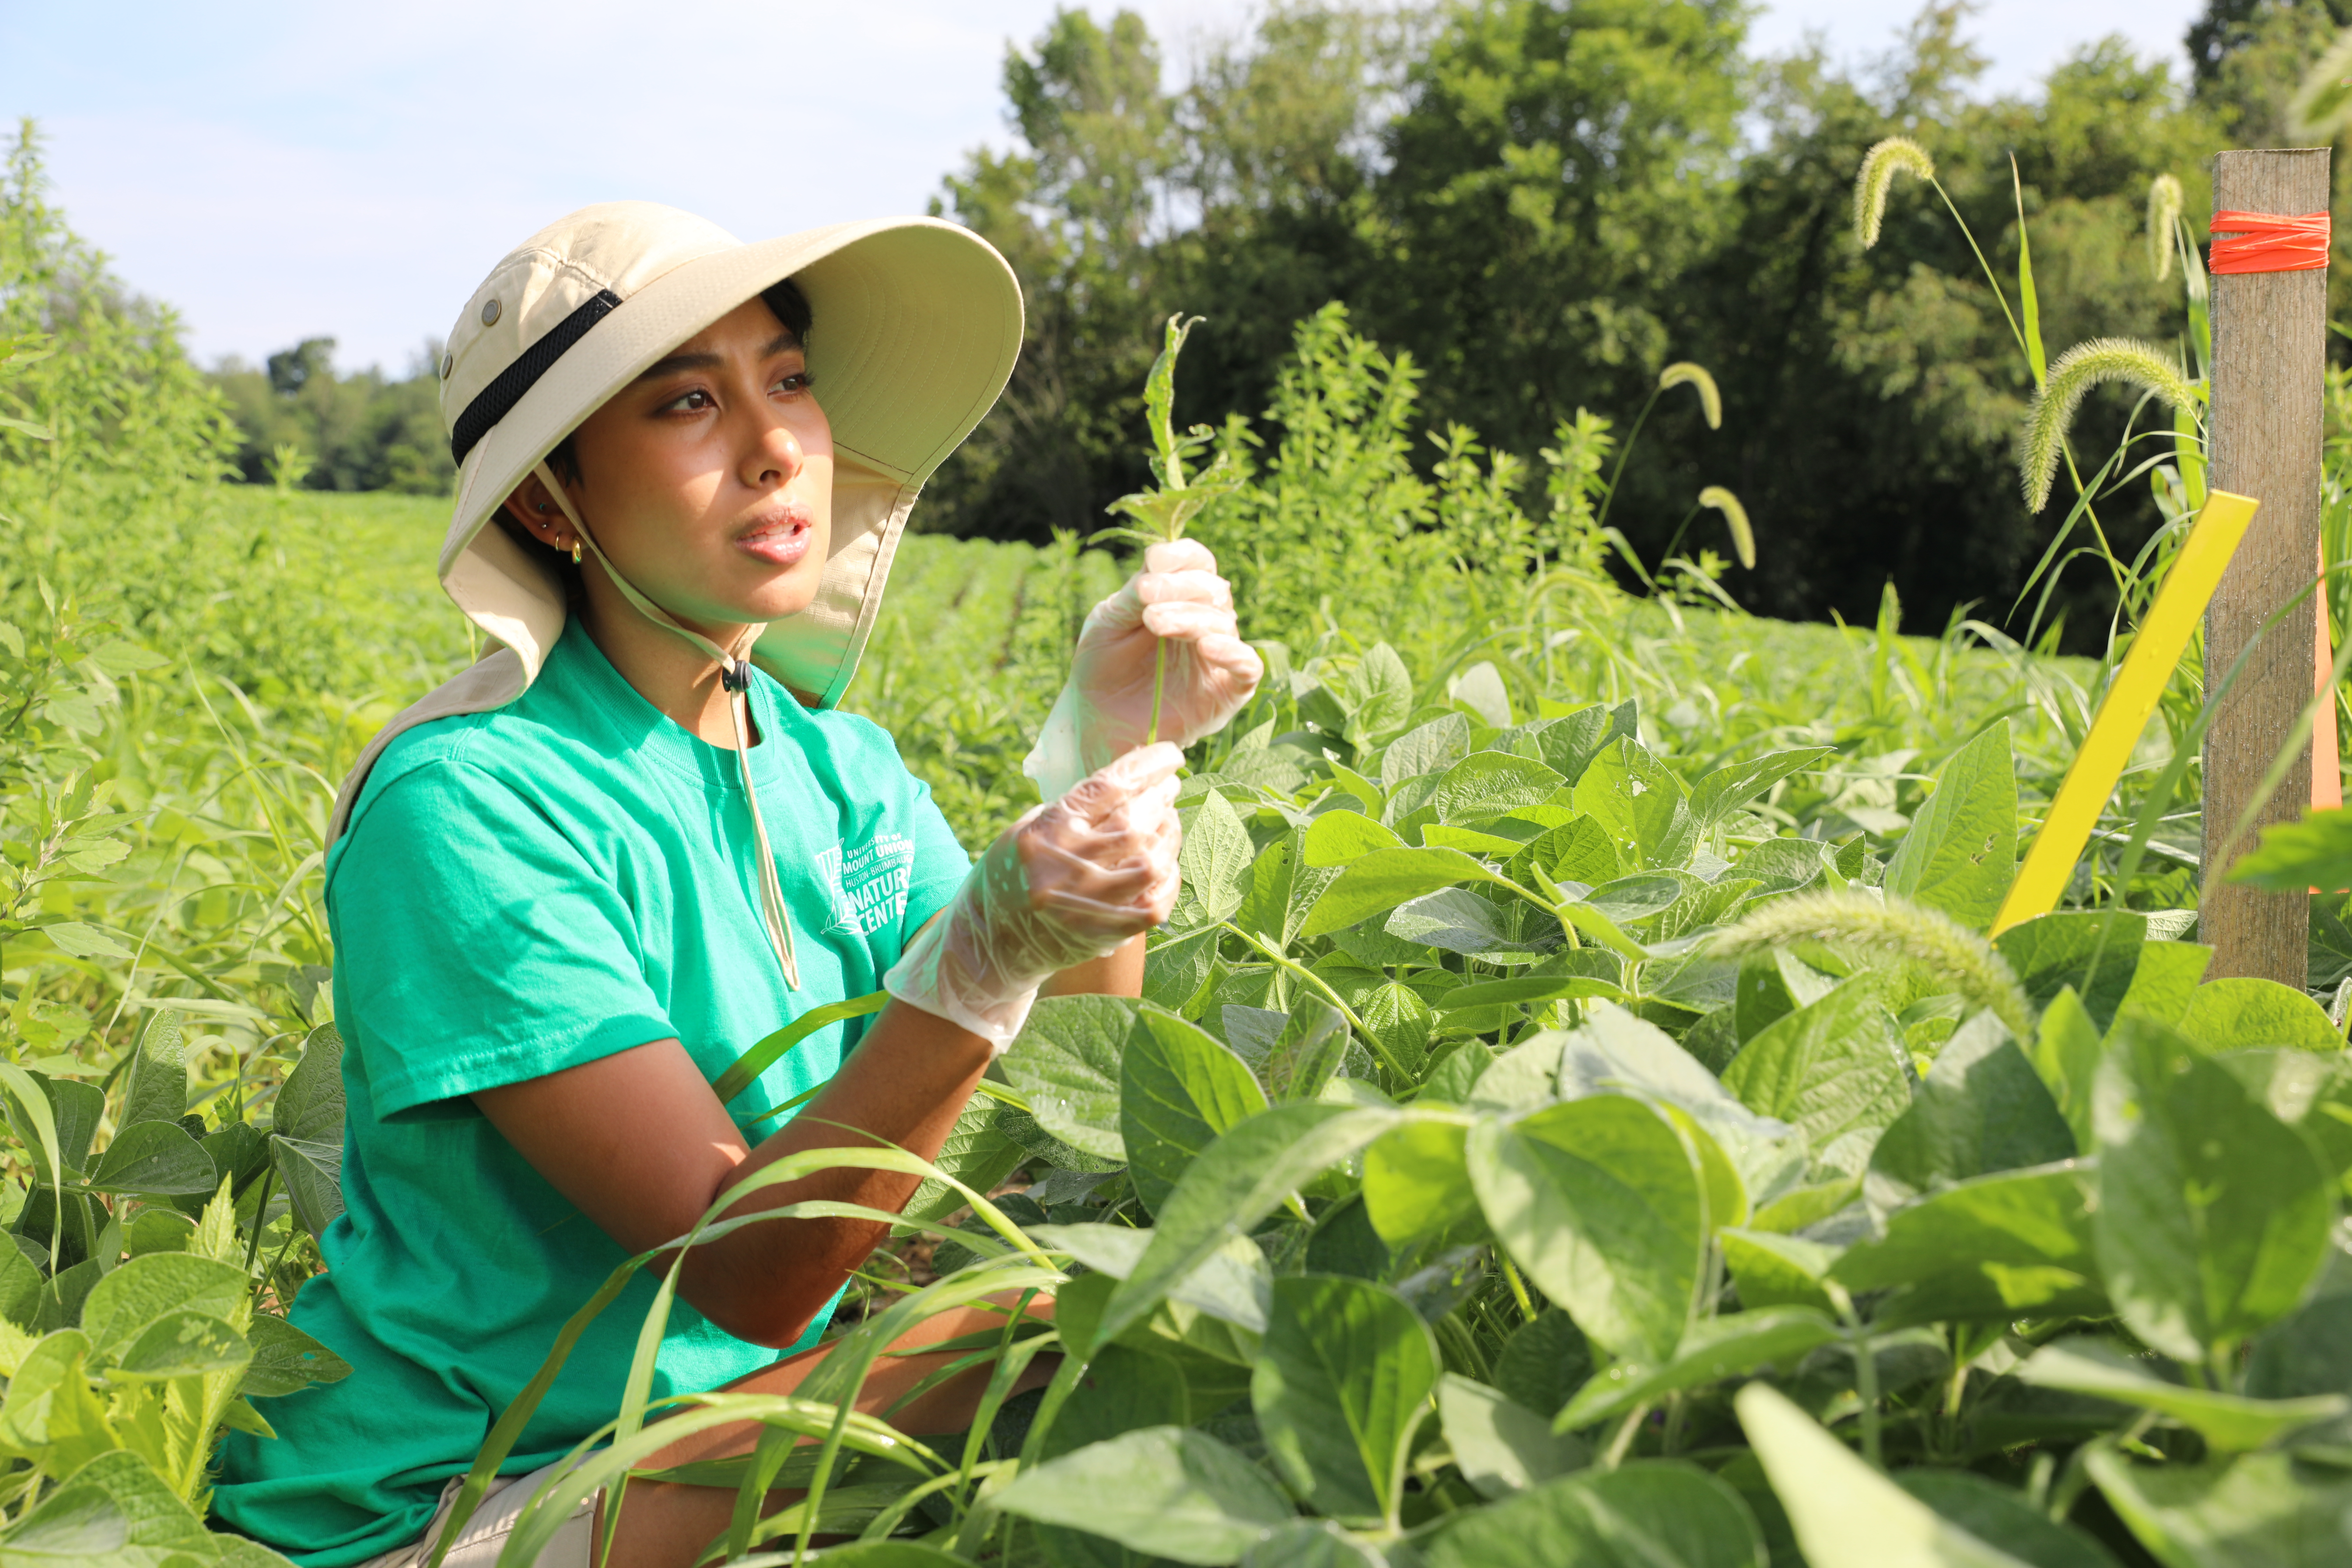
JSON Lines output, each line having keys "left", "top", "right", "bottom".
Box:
{"left": 327, "top": 203, "right": 1023, "bottom": 854}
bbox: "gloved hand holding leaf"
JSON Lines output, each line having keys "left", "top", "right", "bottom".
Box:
{"left": 1024, "top": 315, "right": 1262, "bottom": 797}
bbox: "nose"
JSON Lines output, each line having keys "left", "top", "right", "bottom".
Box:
{"left": 742, "top": 407, "right": 805, "bottom": 490}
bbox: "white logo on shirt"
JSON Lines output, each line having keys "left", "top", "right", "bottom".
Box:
{"left": 814, "top": 834, "right": 916, "bottom": 937}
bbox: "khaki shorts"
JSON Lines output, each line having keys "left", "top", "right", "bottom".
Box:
{"left": 357, "top": 1462, "right": 598, "bottom": 1568}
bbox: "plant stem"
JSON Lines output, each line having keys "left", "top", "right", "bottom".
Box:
{"left": 1600, "top": 1402, "right": 1651, "bottom": 1470}
{"left": 1499, "top": 1255, "right": 1536, "bottom": 1321}
{"left": 1220, "top": 922, "right": 1412, "bottom": 1083}
{"left": 1148, "top": 640, "right": 1167, "bottom": 747}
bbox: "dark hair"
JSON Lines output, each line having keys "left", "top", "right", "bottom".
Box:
{"left": 497, "top": 276, "right": 813, "bottom": 568}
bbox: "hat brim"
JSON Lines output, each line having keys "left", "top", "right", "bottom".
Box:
{"left": 446, "top": 216, "right": 1020, "bottom": 566}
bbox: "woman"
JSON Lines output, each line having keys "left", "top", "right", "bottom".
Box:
{"left": 211, "top": 203, "right": 1260, "bottom": 1568}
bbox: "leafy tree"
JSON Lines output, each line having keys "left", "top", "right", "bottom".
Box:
{"left": 208, "top": 341, "right": 452, "bottom": 495}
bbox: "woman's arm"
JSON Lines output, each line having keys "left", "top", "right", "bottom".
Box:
{"left": 472, "top": 748, "right": 1170, "bottom": 1350}
{"left": 475, "top": 997, "right": 993, "bottom": 1348}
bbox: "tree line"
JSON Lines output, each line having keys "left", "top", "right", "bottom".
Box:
{"left": 205, "top": 0, "right": 2348, "bottom": 637}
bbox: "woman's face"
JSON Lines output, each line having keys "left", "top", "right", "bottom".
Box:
{"left": 551, "top": 296, "right": 833, "bottom": 633}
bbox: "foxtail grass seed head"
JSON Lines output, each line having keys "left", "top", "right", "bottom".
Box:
{"left": 1854, "top": 137, "right": 1935, "bottom": 250}
{"left": 1698, "top": 485, "right": 1754, "bottom": 569}
{"left": 1707, "top": 888, "right": 2035, "bottom": 1040}
{"left": 1658, "top": 362, "right": 1722, "bottom": 430}
{"left": 2146, "top": 174, "right": 2183, "bottom": 281}
{"left": 2290, "top": 27, "right": 2352, "bottom": 142}
{"left": 2018, "top": 339, "right": 2198, "bottom": 513}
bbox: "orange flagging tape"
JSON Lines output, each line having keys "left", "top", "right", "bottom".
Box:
{"left": 2210, "top": 209, "right": 2332, "bottom": 274}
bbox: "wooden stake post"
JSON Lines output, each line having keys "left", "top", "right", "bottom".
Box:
{"left": 2202, "top": 148, "right": 2330, "bottom": 984}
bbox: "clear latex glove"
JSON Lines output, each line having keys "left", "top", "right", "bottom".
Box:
{"left": 1022, "top": 540, "right": 1265, "bottom": 800}
{"left": 886, "top": 743, "right": 1185, "bottom": 1049}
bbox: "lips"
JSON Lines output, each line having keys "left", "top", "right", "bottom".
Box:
{"left": 736, "top": 502, "right": 813, "bottom": 568}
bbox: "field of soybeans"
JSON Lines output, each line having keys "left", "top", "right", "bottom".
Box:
{"left": 8, "top": 127, "right": 2352, "bottom": 1568}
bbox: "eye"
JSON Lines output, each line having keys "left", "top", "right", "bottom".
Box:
{"left": 773, "top": 370, "right": 814, "bottom": 396}
{"left": 659, "top": 387, "right": 715, "bottom": 414}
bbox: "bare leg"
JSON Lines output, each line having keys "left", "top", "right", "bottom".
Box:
{"left": 595, "top": 1293, "right": 1056, "bottom": 1568}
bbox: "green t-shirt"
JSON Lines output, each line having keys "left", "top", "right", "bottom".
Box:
{"left": 211, "top": 620, "right": 970, "bottom": 1565}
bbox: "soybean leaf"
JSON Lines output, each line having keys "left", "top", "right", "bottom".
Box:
{"left": 1531, "top": 702, "right": 1636, "bottom": 787}
{"left": 1733, "top": 948, "right": 1837, "bottom": 1043}
{"left": 78, "top": 1252, "right": 247, "bottom": 1359}
{"left": 1338, "top": 643, "right": 1414, "bottom": 747}
{"left": 1890, "top": 1471, "right": 2122, "bottom": 1568}
{"left": 272, "top": 1022, "right": 345, "bottom": 1144}
{"left": 1692, "top": 748, "right": 1834, "bottom": 830}
{"left": 1240, "top": 1521, "right": 1384, "bottom": 1568}
{"left": 86, "top": 1120, "right": 218, "bottom": 1197}
{"left": 1262, "top": 1000, "right": 1348, "bottom": 1104}
{"left": 1881, "top": 720, "right": 2016, "bottom": 930}
{"left": 1494, "top": 1310, "right": 1593, "bottom": 1419}
{"left": 119, "top": 1008, "right": 186, "bottom": 1129}
{"left": 1556, "top": 1003, "right": 1804, "bottom": 1203}
{"left": 1122, "top": 1008, "right": 1270, "bottom": 1217}
{"left": 1829, "top": 1163, "right": 2105, "bottom": 1328}
{"left": 2095, "top": 1018, "right": 2339, "bottom": 1361}
{"left": 1866, "top": 1013, "right": 2074, "bottom": 1212}
{"left": 2082, "top": 1448, "right": 2352, "bottom": 1568}
{"left": 2030, "top": 987, "right": 2104, "bottom": 1155}
{"left": 201, "top": 1120, "right": 273, "bottom": 1199}
{"left": 1732, "top": 837, "right": 1834, "bottom": 897}
{"left": 1100, "top": 1105, "right": 1404, "bottom": 1344}
{"left": 2177, "top": 978, "right": 2345, "bottom": 1053}
{"left": 106, "top": 1309, "right": 251, "bottom": 1382}
{"left": 2015, "top": 1338, "right": 2346, "bottom": 1452}
{"left": 36, "top": 1073, "right": 105, "bottom": 1178}
{"left": 1996, "top": 912, "right": 2146, "bottom": 1035}
{"left": 1433, "top": 753, "right": 1567, "bottom": 825}
{"left": 1040, "top": 1342, "right": 1191, "bottom": 1460}
{"left": 2230, "top": 807, "right": 2352, "bottom": 892}
{"left": 1421, "top": 1461, "right": 1769, "bottom": 1568}
{"left": 240, "top": 1310, "right": 355, "bottom": 1398}
{"left": 1299, "top": 847, "right": 1514, "bottom": 939}
{"left": 271, "top": 1134, "right": 347, "bottom": 1241}
{"left": 1438, "top": 1373, "right": 1588, "bottom": 1499}
{"left": 1301, "top": 810, "right": 1405, "bottom": 868}
{"left": 2221, "top": 1050, "right": 2352, "bottom": 1200}
{"left": 1253, "top": 1274, "right": 1439, "bottom": 1525}
{"left": 1387, "top": 888, "right": 1528, "bottom": 958}
{"left": 1178, "top": 789, "right": 1254, "bottom": 930}
{"left": 1144, "top": 925, "right": 1220, "bottom": 1013}
{"left": 992, "top": 1426, "right": 1294, "bottom": 1566}
{"left": 1469, "top": 1096, "right": 1704, "bottom": 1364}
{"left": 1736, "top": 1383, "right": 2028, "bottom": 1568}
{"left": 1556, "top": 1306, "right": 1843, "bottom": 1431}
{"left": 0, "top": 1449, "right": 215, "bottom": 1560}
{"left": 1721, "top": 1228, "right": 1837, "bottom": 1314}
{"left": 1000, "top": 995, "right": 1138, "bottom": 1163}
{"left": 2113, "top": 940, "right": 2212, "bottom": 1029}
{"left": 1576, "top": 740, "right": 1695, "bottom": 871}
{"left": 1032, "top": 1225, "right": 1272, "bottom": 1334}
{"left": 900, "top": 1094, "right": 1031, "bottom": 1229}
{"left": 1381, "top": 714, "right": 1472, "bottom": 791}
{"left": 1720, "top": 977, "right": 1911, "bottom": 1177}
{"left": 0, "top": 1247, "right": 42, "bottom": 1329}
{"left": 1363, "top": 1120, "right": 1480, "bottom": 1247}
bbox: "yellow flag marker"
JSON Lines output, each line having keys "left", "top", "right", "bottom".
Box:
{"left": 1991, "top": 490, "right": 2261, "bottom": 937}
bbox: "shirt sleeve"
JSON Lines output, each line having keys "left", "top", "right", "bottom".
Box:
{"left": 328, "top": 760, "right": 678, "bottom": 1119}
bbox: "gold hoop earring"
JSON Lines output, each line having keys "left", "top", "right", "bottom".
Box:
{"left": 570, "top": 541, "right": 583, "bottom": 566}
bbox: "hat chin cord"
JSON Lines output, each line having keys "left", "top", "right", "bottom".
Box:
{"left": 535, "top": 462, "right": 802, "bottom": 992}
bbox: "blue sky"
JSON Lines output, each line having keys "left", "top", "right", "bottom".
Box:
{"left": 0, "top": 0, "right": 2207, "bottom": 374}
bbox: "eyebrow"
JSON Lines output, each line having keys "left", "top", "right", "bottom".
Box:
{"left": 632, "top": 331, "right": 804, "bottom": 386}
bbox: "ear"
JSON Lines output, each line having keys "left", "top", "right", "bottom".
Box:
{"left": 503, "top": 470, "right": 577, "bottom": 553}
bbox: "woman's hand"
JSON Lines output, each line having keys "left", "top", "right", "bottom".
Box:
{"left": 1023, "top": 541, "right": 1263, "bottom": 799}
{"left": 885, "top": 743, "right": 1184, "bottom": 1045}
